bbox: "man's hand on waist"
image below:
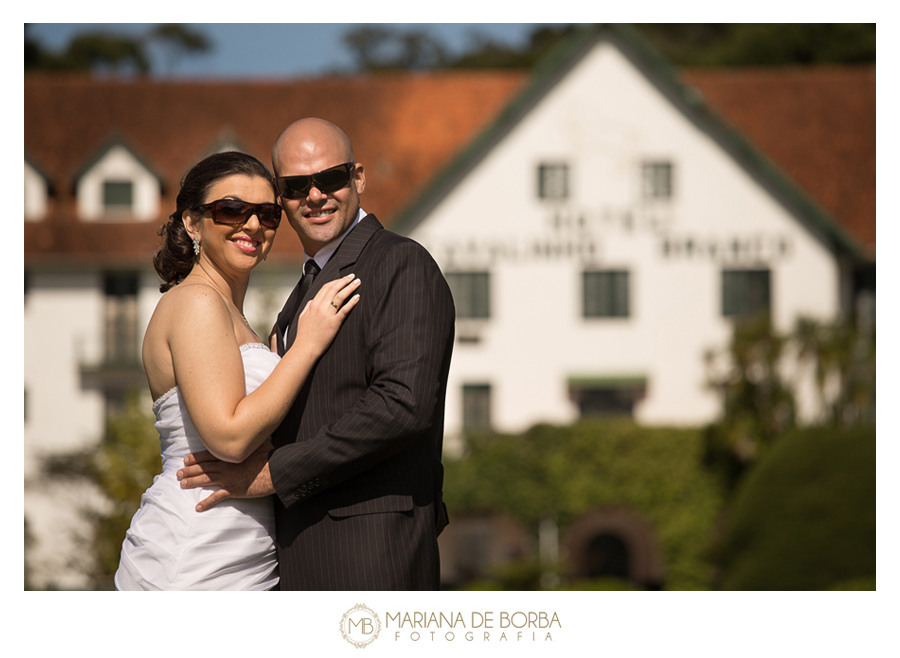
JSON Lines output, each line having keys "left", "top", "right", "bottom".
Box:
{"left": 177, "top": 440, "right": 275, "bottom": 512}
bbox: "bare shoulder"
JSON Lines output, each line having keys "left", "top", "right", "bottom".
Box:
{"left": 163, "top": 279, "right": 228, "bottom": 309}
{"left": 172, "top": 280, "right": 233, "bottom": 318}
{"left": 143, "top": 282, "right": 233, "bottom": 384}
{"left": 148, "top": 281, "right": 234, "bottom": 345}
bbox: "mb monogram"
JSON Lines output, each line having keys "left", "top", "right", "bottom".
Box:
{"left": 340, "top": 604, "right": 382, "bottom": 648}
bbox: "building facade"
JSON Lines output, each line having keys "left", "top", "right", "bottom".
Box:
{"left": 398, "top": 26, "right": 872, "bottom": 444}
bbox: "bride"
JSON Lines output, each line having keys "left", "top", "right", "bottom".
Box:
{"left": 115, "top": 151, "right": 360, "bottom": 590}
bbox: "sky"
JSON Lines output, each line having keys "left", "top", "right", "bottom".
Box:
{"left": 26, "top": 23, "right": 546, "bottom": 79}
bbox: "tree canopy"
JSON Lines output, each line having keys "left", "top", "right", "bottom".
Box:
{"left": 25, "top": 23, "right": 210, "bottom": 75}
{"left": 26, "top": 23, "right": 875, "bottom": 77}
{"left": 341, "top": 23, "right": 875, "bottom": 72}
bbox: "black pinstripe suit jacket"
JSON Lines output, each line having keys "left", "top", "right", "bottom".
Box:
{"left": 269, "top": 214, "right": 455, "bottom": 590}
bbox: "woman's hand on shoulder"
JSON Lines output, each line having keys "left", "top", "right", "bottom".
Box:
{"left": 293, "top": 274, "right": 361, "bottom": 357}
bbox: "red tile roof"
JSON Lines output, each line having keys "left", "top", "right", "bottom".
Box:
{"left": 24, "top": 65, "right": 875, "bottom": 266}
{"left": 682, "top": 66, "right": 875, "bottom": 256}
{"left": 24, "top": 72, "right": 528, "bottom": 265}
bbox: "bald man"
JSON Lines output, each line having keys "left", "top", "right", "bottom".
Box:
{"left": 178, "top": 118, "right": 455, "bottom": 590}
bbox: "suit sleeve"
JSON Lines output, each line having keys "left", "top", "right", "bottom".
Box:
{"left": 268, "top": 238, "right": 455, "bottom": 509}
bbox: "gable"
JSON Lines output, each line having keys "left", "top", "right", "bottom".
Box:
{"left": 73, "top": 138, "right": 163, "bottom": 221}
{"left": 402, "top": 30, "right": 852, "bottom": 341}
{"left": 406, "top": 39, "right": 821, "bottom": 261}
{"left": 200, "top": 129, "right": 251, "bottom": 159}
{"left": 396, "top": 25, "right": 870, "bottom": 265}
{"left": 24, "top": 157, "right": 51, "bottom": 221}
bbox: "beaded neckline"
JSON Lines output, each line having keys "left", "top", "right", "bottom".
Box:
{"left": 239, "top": 342, "right": 270, "bottom": 353}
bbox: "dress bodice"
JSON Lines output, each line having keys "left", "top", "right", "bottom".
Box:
{"left": 151, "top": 343, "right": 281, "bottom": 467}
{"left": 115, "top": 343, "right": 281, "bottom": 591}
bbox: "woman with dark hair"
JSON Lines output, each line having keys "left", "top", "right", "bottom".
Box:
{"left": 115, "top": 152, "right": 360, "bottom": 590}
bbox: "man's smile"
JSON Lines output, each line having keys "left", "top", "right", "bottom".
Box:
{"left": 306, "top": 208, "right": 336, "bottom": 222}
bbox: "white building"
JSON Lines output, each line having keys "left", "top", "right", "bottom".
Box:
{"left": 24, "top": 25, "right": 874, "bottom": 588}
{"left": 397, "top": 25, "right": 873, "bottom": 443}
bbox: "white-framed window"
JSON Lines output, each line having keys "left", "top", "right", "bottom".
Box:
{"left": 446, "top": 271, "right": 491, "bottom": 320}
{"left": 462, "top": 383, "right": 492, "bottom": 432}
{"left": 583, "top": 270, "right": 630, "bottom": 318}
{"left": 641, "top": 161, "right": 673, "bottom": 200}
{"left": 103, "top": 272, "right": 140, "bottom": 363}
{"left": 102, "top": 180, "right": 134, "bottom": 214}
{"left": 722, "top": 268, "right": 771, "bottom": 318}
{"left": 537, "top": 162, "right": 569, "bottom": 200}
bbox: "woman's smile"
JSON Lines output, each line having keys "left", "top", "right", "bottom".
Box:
{"left": 231, "top": 236, "right": 262, "bottom": 253}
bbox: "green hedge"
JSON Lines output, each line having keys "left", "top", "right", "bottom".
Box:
{"left": 444, "top": 419, "right": 726, "bottom": 590}
{"left": 709, "top": 425, "right": 875, "bottom": 590}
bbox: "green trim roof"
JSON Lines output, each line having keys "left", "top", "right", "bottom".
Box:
{"left": 392, "top": 24, "right": 868, "bottom": 263}
{"left": 567, "top": 375, "right": 648, "bottom": 389}
{"left": 25, "top": 149, "right": 54, "bottom": 193}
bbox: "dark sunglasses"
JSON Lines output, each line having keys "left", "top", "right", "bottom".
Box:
{"left": 193, "top": 198, "right": 282, "bottom": 229}
{"left": 275, "top": 162, "right": 355, "bottom": 200}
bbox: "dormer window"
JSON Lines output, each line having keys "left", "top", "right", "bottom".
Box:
{"left": 74, "top": 138, "right": 161, "bottom": 221}
{"left": 103, "top": 180, "right": 134, "bottom": 214}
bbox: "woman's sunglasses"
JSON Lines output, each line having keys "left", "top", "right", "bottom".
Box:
{"left": 275, "top": 162, "right": 355, "bottom": 200}
{"left": 193, "top": 198, "right": 282, "bottom": 229}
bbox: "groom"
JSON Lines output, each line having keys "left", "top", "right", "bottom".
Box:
{"left": 177, "top": 118, "right": 455, "bottom": 589}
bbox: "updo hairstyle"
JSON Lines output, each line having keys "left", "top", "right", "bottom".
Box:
{"left": 153, "top": 151, "right": 276, "bottom": 292}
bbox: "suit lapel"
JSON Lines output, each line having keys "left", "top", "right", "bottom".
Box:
{"left": 305, "top": 214, "right": 383, "bottom": 299}
{"left": 285, "top": 214, "right": 383, "bottom": 348}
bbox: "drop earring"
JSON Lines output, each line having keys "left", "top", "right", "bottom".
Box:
{"left": 192, "top": 238, "right": 200, "bottom": 256}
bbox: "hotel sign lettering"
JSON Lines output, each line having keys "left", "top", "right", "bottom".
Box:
{"left": 661, "top": 234, "right": 792, "bottom": 264}
{"left": 428, "top": 206, "right": 792, "bottom": 268}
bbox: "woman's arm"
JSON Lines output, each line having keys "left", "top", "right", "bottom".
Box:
{"left": 170, "top": 275, "right": 360, "bottom": 463}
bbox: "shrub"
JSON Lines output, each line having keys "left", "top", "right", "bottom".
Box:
{"left": 709, "top": 425, "right": 875, "bottom": 590}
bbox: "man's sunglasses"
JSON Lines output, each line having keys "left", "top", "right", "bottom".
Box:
{"left": 275, "top": 162, "right": 355, "bottom": 200}
{"left": 193, "top": 198, "right": 282, "bottom": 229}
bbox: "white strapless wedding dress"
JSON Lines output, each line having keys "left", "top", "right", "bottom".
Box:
{"left": 115, "top": 343, "right": 280, "bottom": 591}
